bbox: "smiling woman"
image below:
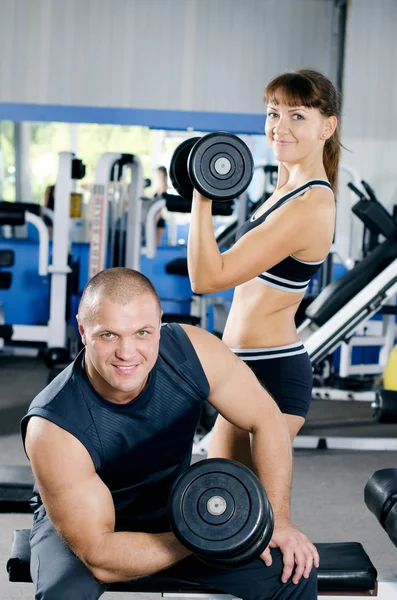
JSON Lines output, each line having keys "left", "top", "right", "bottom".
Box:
{"left": 187, "top": 69, "right": 341, "bottom": 460}
{"left": 264, "top": 69, "right": 341, "bottom": 191}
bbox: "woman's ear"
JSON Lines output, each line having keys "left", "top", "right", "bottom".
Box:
{"left": 323, "top": 115, "right": 338, "bottom": 139}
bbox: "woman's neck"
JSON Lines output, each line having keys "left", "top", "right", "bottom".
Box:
{"left": 276, "top": 156, "right": 327, "bottom": 191}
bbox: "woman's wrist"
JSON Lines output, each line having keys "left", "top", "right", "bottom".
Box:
{"left": 192, "top": 189, "right": 213, "bottom": 204}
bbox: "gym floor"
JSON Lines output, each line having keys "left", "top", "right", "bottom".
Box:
{"left": 1, "top": 355, "right": 397, "bottom": 599}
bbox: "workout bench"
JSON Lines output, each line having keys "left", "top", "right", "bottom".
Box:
{"left": 6, "top": 532, "right": 377, "bottom": 599}
{"left": 6, "top": 469, "right": 397, "bottom": 599}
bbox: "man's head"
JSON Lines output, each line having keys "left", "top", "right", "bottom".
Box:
{"left": 77, "top": 268, "right": 162, "bottom": 404}
{"left": 154, "top": 166, "right": 168, "bottom": 195}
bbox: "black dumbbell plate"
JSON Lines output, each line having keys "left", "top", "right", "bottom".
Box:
{"left": 169, "top": 137, "right": 201, "bottom": 200}
{"left": 168, "top": 458, "right": 273, "bottom": 564}
{"left": 188, "top": 132, "right": 254, "bottom": 201}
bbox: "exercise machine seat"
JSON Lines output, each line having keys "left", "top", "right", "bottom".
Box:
{"left": 0, "top": 272, "right": 12, "bottom": 289}
{"left": 0, "top": 250, "right": 14, "bottom": 268}
{"left": 165, "top": 257, "right": 189, "bottom": 277}
{"left": 306, "top": 238, "right": 397, "bottom": 327}
{"left": 365, "top": 468, "right": 397, "bottom": 548}
{"left": 0, "top": 465, "right": 34, "bottom": 508}
{"left": 0, "top": 249, "right": 14, "bottom": 290}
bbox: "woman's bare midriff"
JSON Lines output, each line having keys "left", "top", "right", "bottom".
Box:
{"left": 222, "top": 278, "right": 304, "bottom": 349}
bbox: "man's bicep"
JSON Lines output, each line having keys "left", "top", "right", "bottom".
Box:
{"left": 25, "top": 417, "right": 115, "bottom": 561}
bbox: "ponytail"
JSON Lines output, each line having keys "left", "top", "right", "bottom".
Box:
{"left": 324, "top": 127, "right": 341, "bottom": 195}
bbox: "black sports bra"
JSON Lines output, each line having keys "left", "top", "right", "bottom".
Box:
{"left": 235, "top": 179, "right": 333, "bottom": 293}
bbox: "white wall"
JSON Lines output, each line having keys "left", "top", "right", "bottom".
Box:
{"left": 0, "top": 0, "right": 335, "bottom": 115}
{"left": 338, "top": 0, "right": 397, "bottom": 259}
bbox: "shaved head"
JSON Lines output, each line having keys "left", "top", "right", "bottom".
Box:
{"left": 78, "top": 267, "right": 162, "bottom": 325}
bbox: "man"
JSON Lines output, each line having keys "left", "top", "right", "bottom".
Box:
{"left": 22, "top": 267, "right": 318, "bottom": 599}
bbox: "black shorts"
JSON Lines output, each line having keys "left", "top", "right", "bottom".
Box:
{"left": 157, "top": 217, "right": 166, "bottom": 228}
{"left": 232, "top": 341, "right": 312, "bottom": 418}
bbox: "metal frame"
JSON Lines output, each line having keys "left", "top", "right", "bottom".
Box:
{"left": 299, "top": 257, "right": 397, "bottom": 365}
{"left": 294, "top": 436, "right": 397, "bottom": 452}
{"left": 193, "top": 427, "right": 397, "bottom": 455}
{"left": 311, "top": 388, "right": 375, "bottom": 402}
{"left": 338, "top": 163, "right": 364, "bottom": 264}
{"left": 143, "top": 197, "right": 230, "bottom": 334}
{"left": 88, "top": 153, "right": 144, "bottom": 276}
{"left": 162, "top": 581, "right": 397, "bottom": 599}
{"left": 7, "top": 152, "right": 76, "bottom": 349}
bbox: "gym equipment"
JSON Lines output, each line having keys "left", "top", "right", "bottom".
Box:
{"left": 43, "top": 346, "right": 71, "bottom": 369}
{"left": 0, "top": 153, "right": 85, "bottom": 361}
{"left": 170, "top": 133, "right": 254, "bottom": 202}
{"left": 372, "top": 389, "right": 397, "bottom": 424}
{"left": 145, "top": 193, "right": 232, "bottom": 334}
{"left": 0, "top": 249, "right": 14, "bottom": 347}
{"left": 47, "top": 363, "right": 68, "bottom": 384}
{"left": 383, "top": 344, "right": 397, "bottom": 391}
{"left": 7, "top": 526, "right": 379, "bottom": 596}
{"left": 0, "top": 465, "right": 34, "bottom": 511}
{"left": 168, "top": 458, "right": 273, "bottom": 567}
{"left": 372, "top": 346, "right": 397, "bottom": 423}
{"left": 88, "top": 153, "right": 144, "bottom": 277}
{"left": 299, "top": 179, "right": 397, "bottom": 377}
{"left": 365, "top": 468, "right": 397, "bottom": 548}
{"left": 162, "top": 191, "right": 233, "bottom": 217}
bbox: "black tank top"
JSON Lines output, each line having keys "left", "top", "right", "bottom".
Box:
{"left": 21, "top": 323, "right": 209, "bottom": 533}
{"left": 235, "top": 179, "right": 333, "bottom": 293}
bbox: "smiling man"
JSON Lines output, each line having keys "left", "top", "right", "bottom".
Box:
{"left": 22, "top": 267, "right": 318, "bottom": 600}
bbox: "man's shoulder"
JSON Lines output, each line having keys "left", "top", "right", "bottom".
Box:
{"left": 158, "top": 323, "right": 188, "bottom": 366}
{"left": 158, "top": 323, "right": 210, "bottom": 397}
{"left": 22, "top": 354, "right": 88, "bottom": 433}
{"left": 159, "top": 322, "right": 206, "bottom": 363}
{"left": 21, "top": 353, "right": 101, "bottom": 467}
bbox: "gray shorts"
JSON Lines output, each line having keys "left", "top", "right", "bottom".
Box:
{"left": 30, "top": 505, "right": 317, "bottom": 600}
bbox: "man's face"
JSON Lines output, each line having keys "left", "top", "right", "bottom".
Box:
{"left": 78, "top": 294, "right": 162, "bottom": 403}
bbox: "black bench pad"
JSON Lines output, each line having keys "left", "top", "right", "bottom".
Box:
{"left": 0, "top": 272, "right": 12, "bottom": 289}
{"left": 166, "top": 258, "right": 188, "bottom": 276}
{"left": 365, "top": 468, "right": 397, "bottom": 548}
{"left": 0, "top": 465, "right": 34, "bottom": 513}
{"left": 7, "top": 530, "right": 377, "bottom": 593}
{"left": 0, "top": 466, "right": 34, "bottom": 504}
{"left": 162, "top": 313, "right": 201, "bottom": 326}
{"left": 0, "top": 250, "right": 15, "bottom": 267}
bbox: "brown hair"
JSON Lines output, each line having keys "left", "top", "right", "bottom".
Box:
{"left": 264, "top": 69, "right": 341, "bottom": 193}
{"left": 78, "top": 267, "right": 162, "bottom": 324}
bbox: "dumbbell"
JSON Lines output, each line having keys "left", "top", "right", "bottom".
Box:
{"left": 168, "top": 458, "right": 274, "bottom": 567}
{"left": 170, "top": 132, "right": 254, "bottom": 202}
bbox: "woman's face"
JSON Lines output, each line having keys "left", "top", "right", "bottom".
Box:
{"left": 265, "top": 101, "right": 328, "bottom": 163}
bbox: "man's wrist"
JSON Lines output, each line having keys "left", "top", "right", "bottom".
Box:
{"left": 273, "top": 513, "right": 291, "bottom": 527}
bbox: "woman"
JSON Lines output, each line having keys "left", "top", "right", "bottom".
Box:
{"left": 188, "top": 69, "right": 340, "bottom": 464}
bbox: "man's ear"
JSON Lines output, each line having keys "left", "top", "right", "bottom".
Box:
{"left": 76, "top": 315, "right": 87, "bottom": 346}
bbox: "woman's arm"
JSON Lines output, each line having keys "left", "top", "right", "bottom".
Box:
{"left": 188, "top": 188, "right": 332, "bottom": 294}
